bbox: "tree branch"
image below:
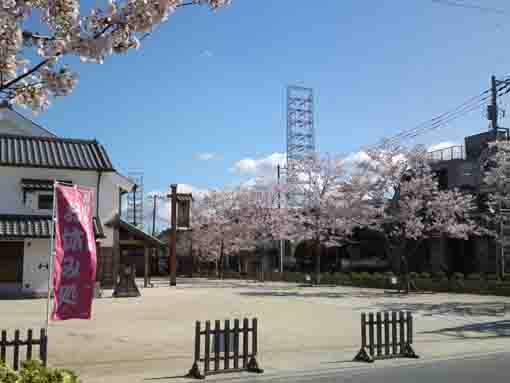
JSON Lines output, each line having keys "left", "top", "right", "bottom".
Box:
{"left": 3, "top": 1, "right": 203, "bottom": 93}
{"left": 0, "top": 58, "right": 54, "bottom": 91}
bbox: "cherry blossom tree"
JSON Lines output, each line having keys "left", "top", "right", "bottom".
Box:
{"left": 287, "top": 153, "right": 353, "bottom": 285}
{"left": 362, "top": 143, "right": 481, "bottom": 292}
{"left": 235, "top": 182, "right": 293, "bottom": 277}
{"left": 0, "top": 0, "right": 231, "bottom": 111}
{"left": 481, "top": 139, "right": 510, "bottom": 275}
{"left": 196, "top": 188, "right": 250, "bottom": 277}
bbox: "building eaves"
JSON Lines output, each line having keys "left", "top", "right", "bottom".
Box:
{"left": 0, "top": 134, "right": 115, "bottom": 171}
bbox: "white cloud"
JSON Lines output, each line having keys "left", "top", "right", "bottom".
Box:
{"left": 427, "top": 141, "right": 457, "bottom": 152}
{"left": 342, "top": 150, "right": 371, "bottom": 165}
{"left": 195, "top": 152, "right": 220, "bottom": 161}
{"left": 201, "top": 49, "right": 213, "bottom": 58}
{"left": 231, "top": 152, "right": 286, "bottom": 177}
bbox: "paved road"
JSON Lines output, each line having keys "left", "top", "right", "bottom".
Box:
{"left": 203, "top": 352, "right": 510, "bottom": 383}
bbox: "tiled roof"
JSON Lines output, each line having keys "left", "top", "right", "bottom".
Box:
{"left": 0, "top": 215, "right": 105, "bottom": 239}
{"left": 106, "top": 215, "right": 165, "bottom": 247}
{"left": 0, "top": 134, "right": 114, "bottom": 171}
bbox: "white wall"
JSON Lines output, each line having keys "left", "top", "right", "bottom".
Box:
{"left": 0, "top": 166, "right": 124, "bottom": 247}
{"left": 22, "top": 238, "right": 51, "bottom": 296}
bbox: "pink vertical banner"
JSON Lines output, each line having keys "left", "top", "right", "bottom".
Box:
{"left": 52, "top": 184, "right": 97, "bottom": 321}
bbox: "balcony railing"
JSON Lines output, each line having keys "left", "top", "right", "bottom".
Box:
{"left": 427, "top": 145, "right": 465, "bottom": 162}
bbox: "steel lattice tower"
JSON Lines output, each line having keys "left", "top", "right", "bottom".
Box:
{"left": 286, "top": 86, "right": 316, "bottom": 206}
{"left": 126, "top": 171, "right": 144, "bottom": 229}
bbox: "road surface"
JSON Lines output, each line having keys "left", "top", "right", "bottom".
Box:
{"left": 202, "top": 352, "right": 510, "bottom": 383}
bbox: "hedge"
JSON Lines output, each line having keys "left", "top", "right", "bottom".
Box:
{"left": 189, "top": 270, "right": 510, "bottom": 296}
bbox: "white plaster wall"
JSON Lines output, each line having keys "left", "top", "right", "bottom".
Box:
{"left": 22, "top": 238, "right": 51, "bottom": 295}
{"left": 0, "top": 166, "right": 124, "bottom": 247}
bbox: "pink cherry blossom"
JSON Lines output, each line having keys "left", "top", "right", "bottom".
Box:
{"left": 0, "top": 0, "right": 232, "bottom": 111}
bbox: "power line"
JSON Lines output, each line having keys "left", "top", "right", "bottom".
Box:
{"left": 374, "top": 91, "right": 489, "bottom": 147}
{"left": 373, "top": 80, "right": 510, "bottom": 148}
{"left": 431, "top": 0, "right": 508, "bottom": 15}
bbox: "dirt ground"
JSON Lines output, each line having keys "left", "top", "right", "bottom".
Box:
{"left": 1, "top": 278, "right": 510, "bottom": 383}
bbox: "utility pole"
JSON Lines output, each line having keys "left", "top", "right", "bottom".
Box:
{"left": 490, "top": 75, "right": 499, "bottom": 134}
{"left": 132, "top": 184, "right": 137, "bottom": 227}
{"left": 169, "top": 184, "right": 178, "bottom": 286}
{"left": 489, "top": 75, "right": 507, "bottom": 277}
{"left": 277, "top": 165, "right": 284, "bottom": 273}
{"left": 147, "top": 194, "right": 166, "bottom": 236}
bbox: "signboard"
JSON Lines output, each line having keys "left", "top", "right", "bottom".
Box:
{"left": 51, "top": 184, "right": 97, "bottom": 320}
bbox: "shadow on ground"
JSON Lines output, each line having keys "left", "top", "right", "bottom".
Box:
{"left": 420, "top": 320, "right": 510, "bottom": 339}
{"left": 360, "top": 302, "right": 510, "bottom": 318}
{"left": 238, "top": 291, "right": 409, "bottom": 299}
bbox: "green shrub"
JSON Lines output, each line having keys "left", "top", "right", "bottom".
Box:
{"left": 359, "top": 272, "right": 371, "bottom": 280}
{"left": 350, "top": 272, "right": 361, "bottom": 280}
{"left": 419, "top": 272, "right": 431, "bottom": 279}
{"left": 453, "top": 272, "right": 464, "bottom": 280}
{"left": 433, "top": 271, "right": 447, "bottom": 280}
{"left": 372, "top": 272, "right": 384, "bottom": 280}
{"left": 467, "top": 273, "right": 481, "bottom": 281}
{"left": 409, "top": 272, "right": 418, "bottom": 279}
{"left": 0, "top": 361, "right": 18, "bottom": 383}
{"left": 502, "top": 274, "right": 510, "bottom": 282}
{"left": 486, "top": 273, "right": 500, "bottom": 281}
{"left": 0, "top": 360, "right": 80, "bottom": 383}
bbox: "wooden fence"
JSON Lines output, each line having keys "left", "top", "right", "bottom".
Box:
{"left": 187, "top": 318, "right": 263, "bottom": 379}
{"left": 353, "top": 311, "right": 419, "bottom": 362}
{"left": 0, "top": 329, "right": 48, "bottom": 370}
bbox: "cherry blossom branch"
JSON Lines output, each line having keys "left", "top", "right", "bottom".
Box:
{"left": 1, "top": 0, "right": 207, "bottom": 95}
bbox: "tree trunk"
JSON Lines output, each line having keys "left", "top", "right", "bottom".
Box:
{"left": 315, "top": 239, "right": 321, "bottom": 285}
{"left": 219, "top": 241, "right": 224, "bottom": 280}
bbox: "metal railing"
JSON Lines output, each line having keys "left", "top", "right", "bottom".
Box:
{"left": 427, "top": 145, "right": 465, "bottom": 162}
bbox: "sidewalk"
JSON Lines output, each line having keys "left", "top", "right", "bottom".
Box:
{"left": 1, "top": 279, "right": 509, "bottom": 382}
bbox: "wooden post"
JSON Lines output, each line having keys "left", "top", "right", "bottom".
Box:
{"left": 391, "top": 312, "right": 398, "bottom": 355}
{"left": 194, "top": 322, "right": 201, "bottom": 364}
{"left": 13, "top": 330, "right": 19, "bottom": 370}
{"left": 26, "top": 329, "right": 33, "bottom": 361}
{"left": 1, "top": 330, "right": 6, "bottom": 364}
{"left": 224, "top": 320, "right": 230, "bottom": 370}
{"left": 360, "top": 313, "right": 367, "bottom": 348}
{"left": 112, "top": 213, "right": 121, "bottom": 290}
{"left": 169, "top": 184, "right": 177, "bottom": 286}
{"left": 40, "top": 329, "right": 47, "bottom": 367}
{"left": 144, "top": 246, "right": 150, "bottom": 288}
{"left": 384, "top": 312, "right": 390, "bottom": 356}
{"left": 376, "top": 312, "right": 382, "bottom": 357}
{"left": 399, "top": 311, "right": 405, "bottom": 355}
{"left": 407, "top": 312, "right": 413, "bottom": 345}
{"left": 233, "top": 319, "right": 240, "bottom": 369}
{"left": 187, "top": 321, "right": 204, "bottom": 379}
{"left": 214, "top": 320, "right": 220, "bottom": 371}
{"left": 242, "top": 318, "right": 249, "bottom": 369}
{"left": 251, "top": 318, "right": 258, "bottom": 357}
{"left": 204, "top": 321, "right": 211, "bottom": 375}
{"left": 368, "top": 313, "right": 375, "bottom": 357}
{"left": 353, "top": 313, "right": 374, "bottom": 363}
{"left": 403, "top": 312, "right": 419, "bottom": 358}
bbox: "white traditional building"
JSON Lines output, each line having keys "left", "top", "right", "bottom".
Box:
{"left": 0, "top": 104, "right": 135, "bottom": 297}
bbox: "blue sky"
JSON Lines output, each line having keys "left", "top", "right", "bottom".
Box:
{"left": 21, "top": 0, "right": 510, "bottom": 197}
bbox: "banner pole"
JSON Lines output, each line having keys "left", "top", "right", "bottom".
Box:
{"left": 45, "top": 181, "right": 58, "bottom": 333}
